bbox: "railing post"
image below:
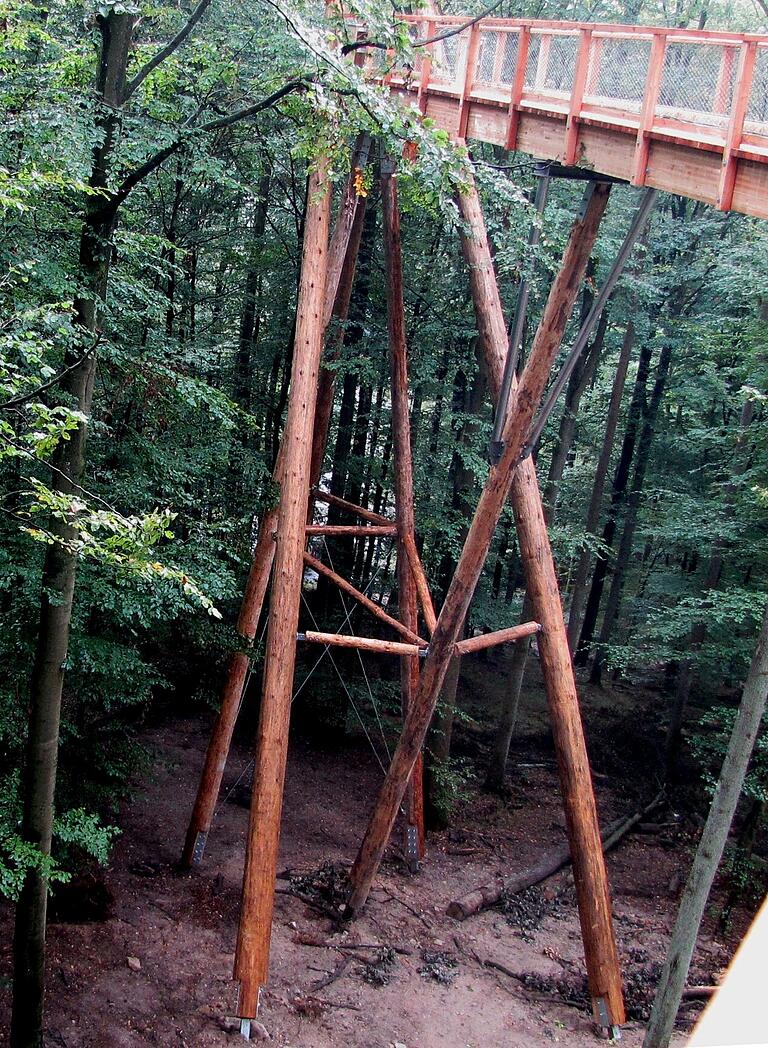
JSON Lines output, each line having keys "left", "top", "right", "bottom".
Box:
{"left": 564, "top": 29, "right": 592, "bottom": 166}
{"left": 417, "top": 17, "right": 433, "bottom": 114}
{"left": 632, "top": 31, "right": 667, "bottom": 186}
{"left": 458, "top": 21, "right": 482, "bottom": 140}
{"left": 506, "top": 26, "right": 531, "bottom": 151}
{"left": 717, "top": 40, "right": 758, "bottom": 211}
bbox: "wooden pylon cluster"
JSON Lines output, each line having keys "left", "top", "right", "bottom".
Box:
{"left": 181, "top": 141, "right": 640, "bottom": 1034}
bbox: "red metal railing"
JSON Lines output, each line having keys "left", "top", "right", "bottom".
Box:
{"left": 359, "top": 16, "right": 768, "bottom": 210}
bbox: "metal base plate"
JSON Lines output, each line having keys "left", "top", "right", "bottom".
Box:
{"left": 191, "top": 830, "right": 207, "bottom": 865}
{"left": 405, "top": 824, "right": 420, "bottom": 873}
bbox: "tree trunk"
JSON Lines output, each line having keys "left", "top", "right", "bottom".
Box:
{"left": 543, "top": 308, "right": 608, "bottom": 515}
{"left": 664, "top": 548, "right": 723, "bottom": 778}
{"left": 485, "top": 591, "right": 535, "bottom": 791}
{"left": 643, "top": 602, "right": 768, "bottom": 1048}
{"left": 590, "top": 339, "right": 673, "bottom": 683}
{"left": 567, "top": 321, "right": 635, "bottom": 651}
{"left": 424, "top": 653, "right": 462, "bottom": 829}
{"left": 11, "top": 13, "right": 135, "bottom": 1048}
{"left": 576, "top": 337, "right": 652, "bottom": 663}
{"left": 423, "top": 356, "right": 486, "bottom": 823}
{"left": 665, "top": 398, "right": 754, "bottom": 778}
{"left": 234, "top": 167, "right": 272, "bottom": 411}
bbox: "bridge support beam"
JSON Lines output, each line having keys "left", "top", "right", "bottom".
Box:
{"left": 234, "top": 163, "right": 331, "bottom": 1019}
{"left": 180, "top": 141, "right": 369, "bottom": 870}
{"left": 381, "top": 156, "right": 426, "bottom": 864}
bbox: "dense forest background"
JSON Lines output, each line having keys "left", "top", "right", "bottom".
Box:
{"left": 1, "top": 0, "right": 767, "bottom": 996}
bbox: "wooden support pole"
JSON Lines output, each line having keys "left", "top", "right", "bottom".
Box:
{"left": 455, "top": 621, "right": 541, "bottom": 656}
{"left": 181, "top": 148, "right": 368, "bottom": 869}
{"left": 234, "top": 164, "right": 331, "bottom": 1018}
{"left": 311, "top": 487, "right": 391, "bottom": 525}
{"left": 299, "top": 631, "right": 426, "bottom": 657}
{"left": 457, "top": 171, "right": 626, "bottom": 1028}
{"left": 305, "top": 524, "right": 398, "bottom": 537}
{"left": 381, "top": 156, "right": 425, "bottom": 861}
{"left": 309, "top": 142, "right": 370, "bottom": 487}
{"left": 402, "top": 531, "right": 438, "bottom": 636}
{"left": 345, "top": 180, "right": 610, "bottom": 924}
{"left": 302, "top": 551, "right": 426, "bottom": 646}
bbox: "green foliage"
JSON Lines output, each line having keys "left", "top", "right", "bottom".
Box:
{"left": 424, "top": 753, "right": 474, "bottom": 817}
{"left": 691, "top": 705, "right": 768, "bottom": 804}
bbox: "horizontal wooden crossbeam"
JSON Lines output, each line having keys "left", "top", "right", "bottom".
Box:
{"left": 297, "top": 630, "right": 428, "bottom": 657}
{"left": 305, "top": 524, "right": 398, "bottom": 536}
{"left": 455, "top": 621, "right": 542, "bottom": 656}
{"left": 303, "top": 551, "right": 426, "bottom": 646}
{"left": 311, "top": 488, "right": 393, "bottom": 526}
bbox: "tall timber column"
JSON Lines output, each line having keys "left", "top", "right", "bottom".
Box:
{"left": 346, "top": 182, "right": 611, "bottom": 947}
{"left": 381, "top": 157, "right": 425, "bottom": 862}
{"left": 457, "top": 172, "right": 625, "bottom": 1029}
{"left": 234, "top": 163, "right": 331, "bottom": 1020}
{"left": 181, "top": 138, "right": 369, "bottom": 868}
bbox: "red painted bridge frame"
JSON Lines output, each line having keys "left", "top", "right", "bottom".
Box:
{"left": 367, "top": 14, "right": 768, "bottom": 217}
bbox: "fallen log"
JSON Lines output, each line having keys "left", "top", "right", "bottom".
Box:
{"left": 447, "top": 792, "right": 664, "bottom": 921}
{"left": 682, "top": 985, "right": 717, "bottom": 999}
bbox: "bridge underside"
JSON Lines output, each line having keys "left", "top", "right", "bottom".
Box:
{"left": 393, "top": 84, "right": 768, "bottom": 218}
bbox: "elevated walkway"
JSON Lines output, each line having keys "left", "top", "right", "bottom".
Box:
{"left": 366, "top": 15, "right": 768, "bottom": 218}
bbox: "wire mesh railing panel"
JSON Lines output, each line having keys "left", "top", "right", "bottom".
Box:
{"left": 430, "top": 28, "right": 468, "bottom": 87}
{"left": 584, "top": 36, "right": 650, "bottom": 113}
{"left": 523, "top": 32, "right": 540, "bottom": 89}
{"left": 523, "top": 31, "right": 578, "bottom": 96}
{"left": 500, "top": 31, "right": 520, "bottom": 84}
{"left": 657, "top": 42, "right": 734, "bottom": 129}
{"left": 476, "top": 30, "right": 500, "bottom": 83}
{"left": 747, "top": 45, "right": 768, "bottom": 136}
{"left": 544, "top": 33, "right": 580, "bottom": 94}
{"left": 475, "top": 29, "right": 520, "bottom": 87}
{"left": 524, "top": 31, "right": 579, "bottom": 96}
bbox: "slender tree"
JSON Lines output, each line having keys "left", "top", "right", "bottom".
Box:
{"left": 643, "top": 602, "right": 768, "bottom": 1048}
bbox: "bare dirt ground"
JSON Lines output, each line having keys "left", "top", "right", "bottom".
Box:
{"left": 0, "top": 651, "right": 750, "bottom": 1048}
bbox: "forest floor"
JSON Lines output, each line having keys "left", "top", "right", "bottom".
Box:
{"left": 0, "top": 649, "right": 754, "bottom": 1048}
